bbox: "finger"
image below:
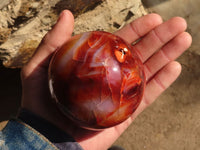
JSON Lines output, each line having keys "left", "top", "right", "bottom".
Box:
{"left": 115, "top": 13, "right": 163, "bottom": 43}
{"left": 133, "top": 17, "right": 187, "bottom": 62}
{"left": 24, "top": 10, "right": 74, "bottom": 75}
{"left": 132, "top": 61, "right": 182, "bottom": 119}
{"left": 144, "top": 32, "right": 192, "bottom": 81}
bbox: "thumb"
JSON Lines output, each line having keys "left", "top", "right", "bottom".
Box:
{"left": 23, "top": 10, "right": 74, "bottom": 78}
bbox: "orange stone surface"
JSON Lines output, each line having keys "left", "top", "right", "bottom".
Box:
{"left": 48, "top": 31, "right": 145, "bottom": 130}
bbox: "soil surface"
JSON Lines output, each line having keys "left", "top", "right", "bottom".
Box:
{"left": 0, "top": 0, "right": 200, "bottom": 150}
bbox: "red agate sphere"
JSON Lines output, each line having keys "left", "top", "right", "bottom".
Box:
{"left": 48, "top": 31, "right": 145, "bottom": 130}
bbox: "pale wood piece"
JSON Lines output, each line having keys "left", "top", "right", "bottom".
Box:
{"left": 0, "top": 0, "right": 147, "bottom": 68}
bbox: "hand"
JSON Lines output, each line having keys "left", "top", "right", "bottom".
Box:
{"left": 21, "top": 10, "right": 192, "bottom": 150}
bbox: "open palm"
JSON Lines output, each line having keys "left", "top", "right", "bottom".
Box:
{"left": 21, "top": 10, "right": 192, "bottom": 150}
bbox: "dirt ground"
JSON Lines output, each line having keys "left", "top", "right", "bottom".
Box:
{"left": 0, "top": 0, "right": 200, "bottom": 150}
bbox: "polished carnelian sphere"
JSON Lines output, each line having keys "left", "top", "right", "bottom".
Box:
{"left": 48, "top": 31, "right": 145, "bottom": 130}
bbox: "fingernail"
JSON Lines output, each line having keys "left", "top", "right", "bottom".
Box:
{"left": 57, "top": 11, "right": 67, "bottom": 22}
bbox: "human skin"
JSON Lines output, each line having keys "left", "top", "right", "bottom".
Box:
{"left": 21, "top": 10, "right": 192, "bottom": 150}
